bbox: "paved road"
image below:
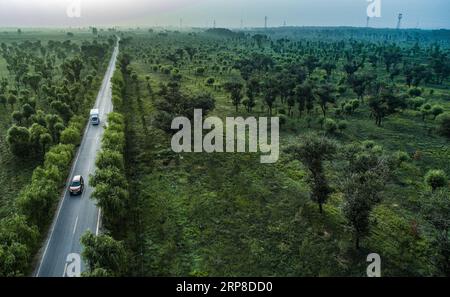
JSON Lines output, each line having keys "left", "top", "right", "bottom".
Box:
{"left": 35, "top": 41, "right": 119, "bottom": 277}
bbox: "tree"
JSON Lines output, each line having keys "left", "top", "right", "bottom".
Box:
{"left": 50, "top": 101, "right": 73, "bottom": 123}
{"left": 285, "top": 134, "right": 337, "bottom": 213}
{"left": 262, "top": 78, "right": 278, "bottom": 116}
{"left": 39, "top": 133, "right": 53, "bottom": 153}
{"left": 6, "top": 125, "right": 30, "bottom": 156}
{"left": 29, "top": 123, "right": 50, "bottom": 153}
{"left": 12, "top": 111, "right": 23, "bottom": 125}
{"left": 0, "top": 214, "right": 39, "bottom": 276}
{"left": 425, "top": 170, "right": 447, "bottom": 192}
{"left": 7, "top": 94, "right": 17, "bottom": 109}
{"left": 223, "top": 82, "right": 244, "bottom": 112}
{"left": 21, "top": 103, "right": 35, "bottom": 121}
{"left": 315, "top": 83, "right": 336, "bottom": 117}
{"left": 341, "top": 144, "right": 390, "bottom": 249}
{"left": 295, "top": 81, "right": 315, "bottom": 116}
{"left": 348, "top": 71, "right": 374, "bottom": 101}
{"left": 45, "top": 114, "right": 65, "bottom": 142}
{"left": 368, "top": 85, "right": 405, "bottom": 126}
{"left": 420, "top": 189, "right": 450, "bottom": 275}
{"left": 91, "top": 183, "right": 128, "bottom": 232}
{"left": 60, "top": 127, "right": 81, "bottom": 146}
{"left": 96, "top": 150, "right": 125, "bottom": 171}
{"left": 62, "top": 56, "right": 84, "bottom": 83}
{"left": 321, "top": 60, "right": 337, "bottom": 79}
{"left": 81, "top": 231, "right": 128, "bottom": 277}
{"left": 0, "top": 94, "right": 6, "bottom": 108}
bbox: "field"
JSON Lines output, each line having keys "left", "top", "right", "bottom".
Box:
{"left": 106, "top": 28, "right": 450, "bottom": 276}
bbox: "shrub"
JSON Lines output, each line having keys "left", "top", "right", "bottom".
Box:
{"left": 407, "top": 97, "right": 426, "bottom": 110}
{"left": 324, "top": 118, "right": 338, "bottom": 134}
{"left": 425, "top": 170, "right": 447, "bottom": 191}
{"left": 409, "top": 88, "right": 422, "bottom": 97}
{"left": 436, "top": 112, "right": 450, "bottom": 138}
{"left": 395, "top": 151, "right": 410, "bottom": 165}
{"left": 431, "top": 105, "right": 444, "bottom": 119}
{"left": 205, "top": 77, "right": 215, "bottom": 86}
{"left": 350, "top": 99, "right": 360, "bottom": 111}
{"left": 338, "top": 120, "right": 348, "bottom": 131}
{"left": 195, "top": 67, "right": 206, "bottom": 75}
{"left": 344, "top": 103, "right": 353, "bottom": 115}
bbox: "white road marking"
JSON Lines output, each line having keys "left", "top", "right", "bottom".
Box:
{"left": 73, "top": 216, "right": 79, "bottom": 235}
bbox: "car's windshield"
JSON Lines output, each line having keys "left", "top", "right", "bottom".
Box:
{"left": 71, "top": 181, "right": 81, "bottom": 187}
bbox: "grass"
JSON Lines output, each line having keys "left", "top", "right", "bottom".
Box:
{"left": 116, "top": 30, "right": 450, "bottom": 276}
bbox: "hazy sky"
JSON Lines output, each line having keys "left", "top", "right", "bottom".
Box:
{"left": 0, "top": 0, "right": 449, "bottom": 29}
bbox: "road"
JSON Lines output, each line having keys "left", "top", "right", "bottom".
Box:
{"left": 35, "top": 41, "right": 119, "bottom": 277}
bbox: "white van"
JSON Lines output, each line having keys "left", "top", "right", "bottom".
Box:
{"left": 90, "top": 109, "right": 100, "bottom": 125}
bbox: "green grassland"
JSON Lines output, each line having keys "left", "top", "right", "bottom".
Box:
{"left": 115, "top": 28, "right": 449, "bottom": 276}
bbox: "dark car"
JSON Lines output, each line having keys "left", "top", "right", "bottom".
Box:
{"left": 69, "top": 175, "right": 84, "bottom": 196}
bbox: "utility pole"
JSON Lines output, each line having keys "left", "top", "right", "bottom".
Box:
{"left": 396, "top": 13, "right": 403, "bottom": 29}
{"left": 264, "top": 16, "right": 268, "bottom": 30}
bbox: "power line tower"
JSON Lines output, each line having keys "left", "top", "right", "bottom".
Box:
{"left": 240, "top": 18, "right": 243, "bottom": 30}
{"left": 213, "top": 19, "right": 216, "bottom": 29}
{"left": 179, "top": 18, "right": 183, "bottom": 30}
{"left": 264, "top": 16, "right": 268, "bottom": 29}
{"left": 396, "top": 13, "right": 403, "bottom": 29}
{"left": 366, "top": 16, "right": 370, "bottom": 28}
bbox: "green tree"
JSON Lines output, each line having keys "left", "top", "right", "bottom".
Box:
{"left": 60, "top": 127, "right": 81, "bottom": 146}
{"left": 285, "top": 134, "right": 337, "bottom": 213}
{"left": 0, "top": 215, "right": 39, "bottom": 276}
{"left": 341, "top": 144, "right": 391, "bottom": 249}
{"left": 6, "top": 125, "right": 30, "bottom": 156}
{"left": 39, "top": 133, "right": 53, "bottom": 153}
{"left": 81, "top": 231, "right": 128, "bottom": 276}
{"left": 224, "top": 82, "right": 244, "bottom": 112}
{"left": 315, "top": 83, "right": 336, "bottom": 117}
{"left": 7, "top": 94, "right": 17, "bottom": 109}
{"left": 420, "top": 189, "right": 450, "bottom": 276}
